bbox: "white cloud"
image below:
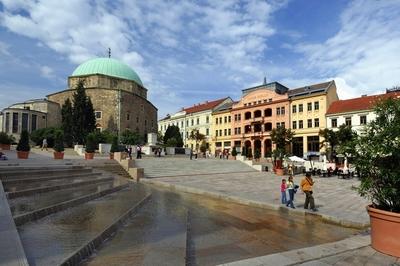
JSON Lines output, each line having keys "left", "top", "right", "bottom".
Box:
{"left": 295, "top": 0, "right": 400, "bottom": 98}
{"left": 0, "top": 40, "right": 10, "bottom": 56}
{"left": 39, "top": 65, "right": 54, "bottom": 79}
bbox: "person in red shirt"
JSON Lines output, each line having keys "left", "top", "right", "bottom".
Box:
{"left": 280, "top": 179, "right": 287, "bottom": 204}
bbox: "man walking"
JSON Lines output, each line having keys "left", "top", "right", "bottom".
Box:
{"left": 300, "top": 172, "right": 318, "bottom": 212}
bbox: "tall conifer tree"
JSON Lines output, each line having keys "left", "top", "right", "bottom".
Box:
{"left": 61, "top": 98, "right": 74, "bottom": 147}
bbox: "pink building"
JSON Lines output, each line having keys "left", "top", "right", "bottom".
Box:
{"left": 231, "top": 82, "right": 290, "bottom": 158}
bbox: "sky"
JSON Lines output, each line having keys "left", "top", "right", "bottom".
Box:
{"left": 0, "top": 0, "right": 399, "bottom": 118}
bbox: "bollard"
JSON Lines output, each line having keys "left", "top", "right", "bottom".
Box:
{"left": 128, "top": 168, "right": 143, "bottom": 182}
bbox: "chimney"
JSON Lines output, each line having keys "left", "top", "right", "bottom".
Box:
{"left": 361, "top": 94, "right": 367, "bottom": 97}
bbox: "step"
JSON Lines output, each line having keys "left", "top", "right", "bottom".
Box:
{"left": 9, "top": 181, "right": 117, "bottom": 216}
{"left": 2, "top": 172, "right": 102, "bottom": 191}
{"left": 0, "top": 168, "right": 93, "bottom": 180}
{"left": 7, "top": 176, "right": 113, "bottom": 199}
{"left": 0, "top": 165, "right": 84, "bottom": 173}
{"left": 17, "top": 184, "right": 150, "bottom": 265}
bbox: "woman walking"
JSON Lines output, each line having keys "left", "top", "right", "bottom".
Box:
{"left": 286, "top": 175, "right": 296, "bottom": 209}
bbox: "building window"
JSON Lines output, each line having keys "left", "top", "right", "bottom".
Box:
{"left": 264, "top": 108, "right": 272, "bottom": 117}
{"left": 224, "top": 116, "right": 227, "bottom": 123}
{"left": 269, "top": 98, "right": 272, "bottom": 102}
{"left": 95, "top": 111, "right": 102, "bottom": 119}
{"left": 196, "top": 118, "right": 199, "bottom": 125}
{"left": 238, "top": 114, "right": 241, "bottom": 121}
{"left": 345, "top": 117, "right": 352, "bottom": 126}
{"left": 360, "top": 115, "right": 367, "bottom": 125}
{"left": 245, "top": 112, "right": 251, "bottom": 120}
{"left": 331, "top": 118, "right": 337, "bottom": 128}
{"left": 224, "top": 129, "right": 227, "bottom": 136}
{"left": 136, "top": 117, "right": 139, "bottom": 123}
{"left": 234, "top": 128, "right": 237, "bottom": 135}
{"left": 216, "top": 118, "right": 218, "bottom": 124}
{"left": 307, "top": 119, "right": 312, "bottom": 128}
{"left": 219, "top": 129, "right": 222, "bottom": 136}
{"left": 31, "top": 114, "right": 37, "bottom": 131}
{"left": 292, "top": 121, "right": 297, "bottom": 129}
{"left": 292, "top": 105, "right": 297, "bottom": 113}
{"left": 5, "top": 113, "right": 10, "bottom": 133}
{"left": 307, "top": 136, "right": 320, "bottom": 152}
{"left": 276, "top": 108, "right": 281, "bottom": 115}
{"left": 191, "top": 119, "right": 194, "bottom": 126}
{"left": 228, "top": 116, "right": 231, "bottom": 123}
{"left": 307, "top": 102, "right": 312, "bottom": 111}
{"left": 126, "top": 113, "right": 130, "bottom": 121}
{"left": 238, "top": 127, "right": 241, "bottom": 134}
{"left": 314, "top": 101, "right": 319, "bottom": 110}
{"left": 276, "top": 122, "right": 281, "bottom": 128}
{"left": 186, "top": 120, "right": 189, "bottom": 126}
{"left": 228, "top": 129, "right": 231, "bottom": 135}
{"left": 299, "top": 104, "right": 303, "bottom": 112}
{"left": 234, "top": 114, "right": 237, "bottom": 121}
{"left": 22, "top": 113, "right": 28, "bottom": 131}
{"left": 299, "top": 120, "right": 303, "bottom": 129}
{"left": 186, "top": 132, "right": 189, "bottom": 138}
{"left": 281, "top": 107, "right": 285, "bottom": 115}
{"left": 219, "top": 117, "right": 222, "bottom": 124}
{"left": 314, "top": 118, "right": 319, "bottom": 127}
{"left": 215, "top": 130, "right": 218, "bottom": 137}
{"left": 281, "top": 122, "right": 285, "bottom": 128}
{"left": 12, "top": 113, "right": 18, "bottom": 133}
{"left": 206, "top": 116, "right": 209, "bottom": 123}
{"left": 206, "top": 128, "right": 209, "bottom": 136}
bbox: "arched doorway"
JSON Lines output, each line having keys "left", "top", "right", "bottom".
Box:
{"left": 264, "top": 139, "right": 272, "bottom": 157}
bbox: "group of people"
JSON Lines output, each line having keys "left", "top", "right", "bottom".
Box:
{"left": 280, "top": 172, "right": 318, "bottom": 212}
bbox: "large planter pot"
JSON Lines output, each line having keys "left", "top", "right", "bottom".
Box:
{"left": 229, "top": 156, "right": 236, "bottom": 160}
{"left": 109, "top": 153, "right": 114, "bottom": 160}
{"left": 85, "top": 152, "right": 95, "bottom": 160}
{"left": 367, "top": 205, "right": 400, "bottom": 257}
{"left": 17, "top": 151, "right": 29, "bottom": 159}
{"left": 0, "top": 144, "right": 11, "bottom": 150}
{"left": 53, "top": 151, "right": 64, "bottom": 160}
{"left": 275, "top": 168, "right": 284, "bottom": 176}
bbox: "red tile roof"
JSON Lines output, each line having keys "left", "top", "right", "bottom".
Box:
{"left": 326, "top": 91, "right": 400, "bottom": 115}
{"left": 184, "top": 98, "right": 228, "bottom": 114}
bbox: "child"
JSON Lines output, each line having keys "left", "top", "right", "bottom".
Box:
{"left": 281, "top": 179, "right": 287, "bottom": 204}
{"left": 286, "top": 175, "right": 295, "bottom": 209}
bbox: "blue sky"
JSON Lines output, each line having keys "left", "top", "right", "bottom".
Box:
{"left": 1, "top": 0, "right": 399, "bottom": 118}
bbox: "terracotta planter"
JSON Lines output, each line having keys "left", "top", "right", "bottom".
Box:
{"left": 367, "top": 205, "right": 400, "bottom": 257}
{"left": 53, "top": 151, "right": 64, "bottom": 159}
{"left": 17, "top": 151, "right": 29, "bottom": 159}
{"left": 109, "top": 153, "right": 114, "bottom": 160}
{"left": 0, "top": 144, "right": 11, "bottom": 150}
{"left": 229, "top": 156, "right": 236, "bottom": 160}
{"left": 275, "top": 168, "right": 284, "bottom": 176}
{"left": 85, "top": 152, "right": 95, "bottom": 160}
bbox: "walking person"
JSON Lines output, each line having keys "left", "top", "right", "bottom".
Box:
{"left": 128, "top": 146, "right": 132, "bottom": 159}
{"left": 280, "top": 179, "right": 287, "bottom": 204}
{"left": 41, "top": 138, "right": 48, "bottom": 151}
{"left": 136, "top": 145, "right": 142, "bottom": 159}
{"left": 300, "top": 172, "right": 318, "bottom": 211}
{"left": 190, "top": 149, "right": 193, "bottom": 160}
{"left": 286, "top": 175, "right": 296, "bottom": 209}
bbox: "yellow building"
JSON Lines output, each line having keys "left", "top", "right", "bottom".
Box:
{"left": 289, "top": 80, "right": 338, "bottom": 158}
{"left": 210, "top": 101, "right": 234, "bottom": 156}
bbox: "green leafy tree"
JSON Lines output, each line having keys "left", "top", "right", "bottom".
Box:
{"left": 271, "top": 126, "right": 294, "bottom": 159}
{"left": 72, "top": 80, "right": 96, "bottom": 144}
{"left": 16, "top": 130, "right": 30, "bottom": 152}
{"left": 189, "top": 129, "right": 205, "bottom": 151}
{"left": 85, "top": 132, "right": 97, "bottom": 153}
{"left": 231, "top": 147, "right": 237, "bottom": 157}
{"left": 319, "top": 128, "right": 338, "bottom": 160}
{"left": 120, "top": 129, "right": 143, "bottom": 145}
{"left": 61, "top": 98, "right": 74, "bottom": 147}
{"left": 344, "top": 98, "right": 400, "bottom": 212}
{"left": 166, "top": 137, "right": 178, "bottom": 147}
{"left": 53, "top": 130, "right": 65, "bottom": 152}
{"left": 30, "top": 127, "right": 58, "bottom": 147}
{"left": 163, "top": 125, "right": 183, "bottom": 147}
{"left": 199, "top": 140, "right": 207, "bottom": 153}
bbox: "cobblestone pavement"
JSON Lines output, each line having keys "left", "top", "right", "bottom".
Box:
{"left": 135, "top": 157, "right": 370, "bottom": 228}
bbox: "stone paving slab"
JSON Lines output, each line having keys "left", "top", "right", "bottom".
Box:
{"left": 0, "top": 182, "right": 29, "bottom": 266}
{"left": 139, "top": 158, "right": 369, "bottom": 228}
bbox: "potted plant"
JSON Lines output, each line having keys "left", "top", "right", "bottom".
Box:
{"left": 109, "top": 136, "right": 119, "bottom": 159}
{"left": 16, "top": 130, "right": 30, "bottom": 159}
{"left": 0, "top": 132, "right": 13, "bottom": 150}
{"left": 272, "top": 149, "right": 285, "bottom": 175}
{"left": 346, "top": 97, "right": 400, "bottom": 257}
{"left": 85, "top": 133, "right": 97, "bottom": 160}
{"left": 231, "top": 147, "right": 237, "bottom": 160}
{"left": 53, "top": 130, "right": 64, "bottom": 159}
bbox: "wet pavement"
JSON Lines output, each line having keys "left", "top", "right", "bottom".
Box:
{"left": 86, "top": 185, "right": 360, "bottom": 266}
{"left": 18, "top": 184, "right": 150, "bottom": 265}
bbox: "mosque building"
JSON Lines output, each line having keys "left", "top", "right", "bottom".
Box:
{"left": 0, "top": 57, "right": 158, "bottom": 140}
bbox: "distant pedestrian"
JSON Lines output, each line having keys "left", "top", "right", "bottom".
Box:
{"left": 280, "top": 179, "right": 287, "bottom": 204}
{"left": 136, "top": 145, "right": 142, "bottom": 159}
{"left": 41, "top": 138, "right": 48, "bottom": 151}
{"left": 190, "top": 149, "right": 193, "bottom": 160}
{"left": 286, "top": 175, "right": 296, "bottom": 209}
{"left": 194, "top": 150, "right": 198, "bottom": 160}
{"left": 128, "top": 146, "right": 132, "bottom": 159}
{"left": 158, "top": 148, "right": 161, "bottom": 157}
{"left": 300, "top": 172, "right": 317, "bottom": 211}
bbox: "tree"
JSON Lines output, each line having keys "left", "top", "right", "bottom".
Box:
{"left": 16, "top": 130, "right": 30, "bottom": 152}
{"left": 61, "top": 98, "right": 74, "bottom": 147}
{"left": 231, "top": 147, "right": 237, "bottom": 157}
{"left": 166, "top": 137, "right": 178, "bottom": 147}
{"left": 199, "top": 140, "right": 207, "bottom": 153}
{"left": 85, "top": 132, "right": 97, "bottom": 153}
{"left": 189, "top": 129, "right": 205, "bottom": 151}
{"left": 336, "top": 124, "right": 357, "bottom": 158}
{"left": 343, "top": 98, "right": 400, "bottom": 212}
{"left": 110, "top": 136, "right": 119, "bottom": 153}
{"left": 53, "top": 130, "right": 65, "bottom": 152}
{"left": 72, "top": 80, "right": 96, "bottom": 144}
{"left": 163, "top": 125, "right": 183, "bottom": 147}
{"left": 30, "top": 127, "right": 58, "bottom": 147}
{"left": 270, "top": 126, "right": 294, "bottom": 159}
{"left": 120, "top": 129, "right": 143, "bottom": 145}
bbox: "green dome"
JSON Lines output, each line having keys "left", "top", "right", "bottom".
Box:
{"left": 71, "top": 58, "right": 143, "bottom": 86}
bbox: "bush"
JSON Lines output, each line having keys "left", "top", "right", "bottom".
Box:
{"left": 16, "top": 130, "right": 30, "bottom": 152}
{"left": 166, "top": 137, "right": 178, "bottom": 147}
{"left": 231, "top": 147, "right": 237, "bottom": 156}
{"left": 199, "top": 141, "right": 207, "bottom": 153}
{"left": 53, "top": 130, "right": 64, "bottom": 152}
{"left": 120, "top": 129, "right": 143, "bottom": 145}
{"left": 93, "top": 130, "right": 115, "bottom": 145}
{"left": 30, "top": 127, "right": 58, "bottom": 147}
{"left": 0, "top": 132, "right": 14, "bottom": 145}
{"left": 110, "top": 136, "right": 119, "bottom": 153}
{"left": 85, "top": 133, "right": 97, "bottom": 153}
